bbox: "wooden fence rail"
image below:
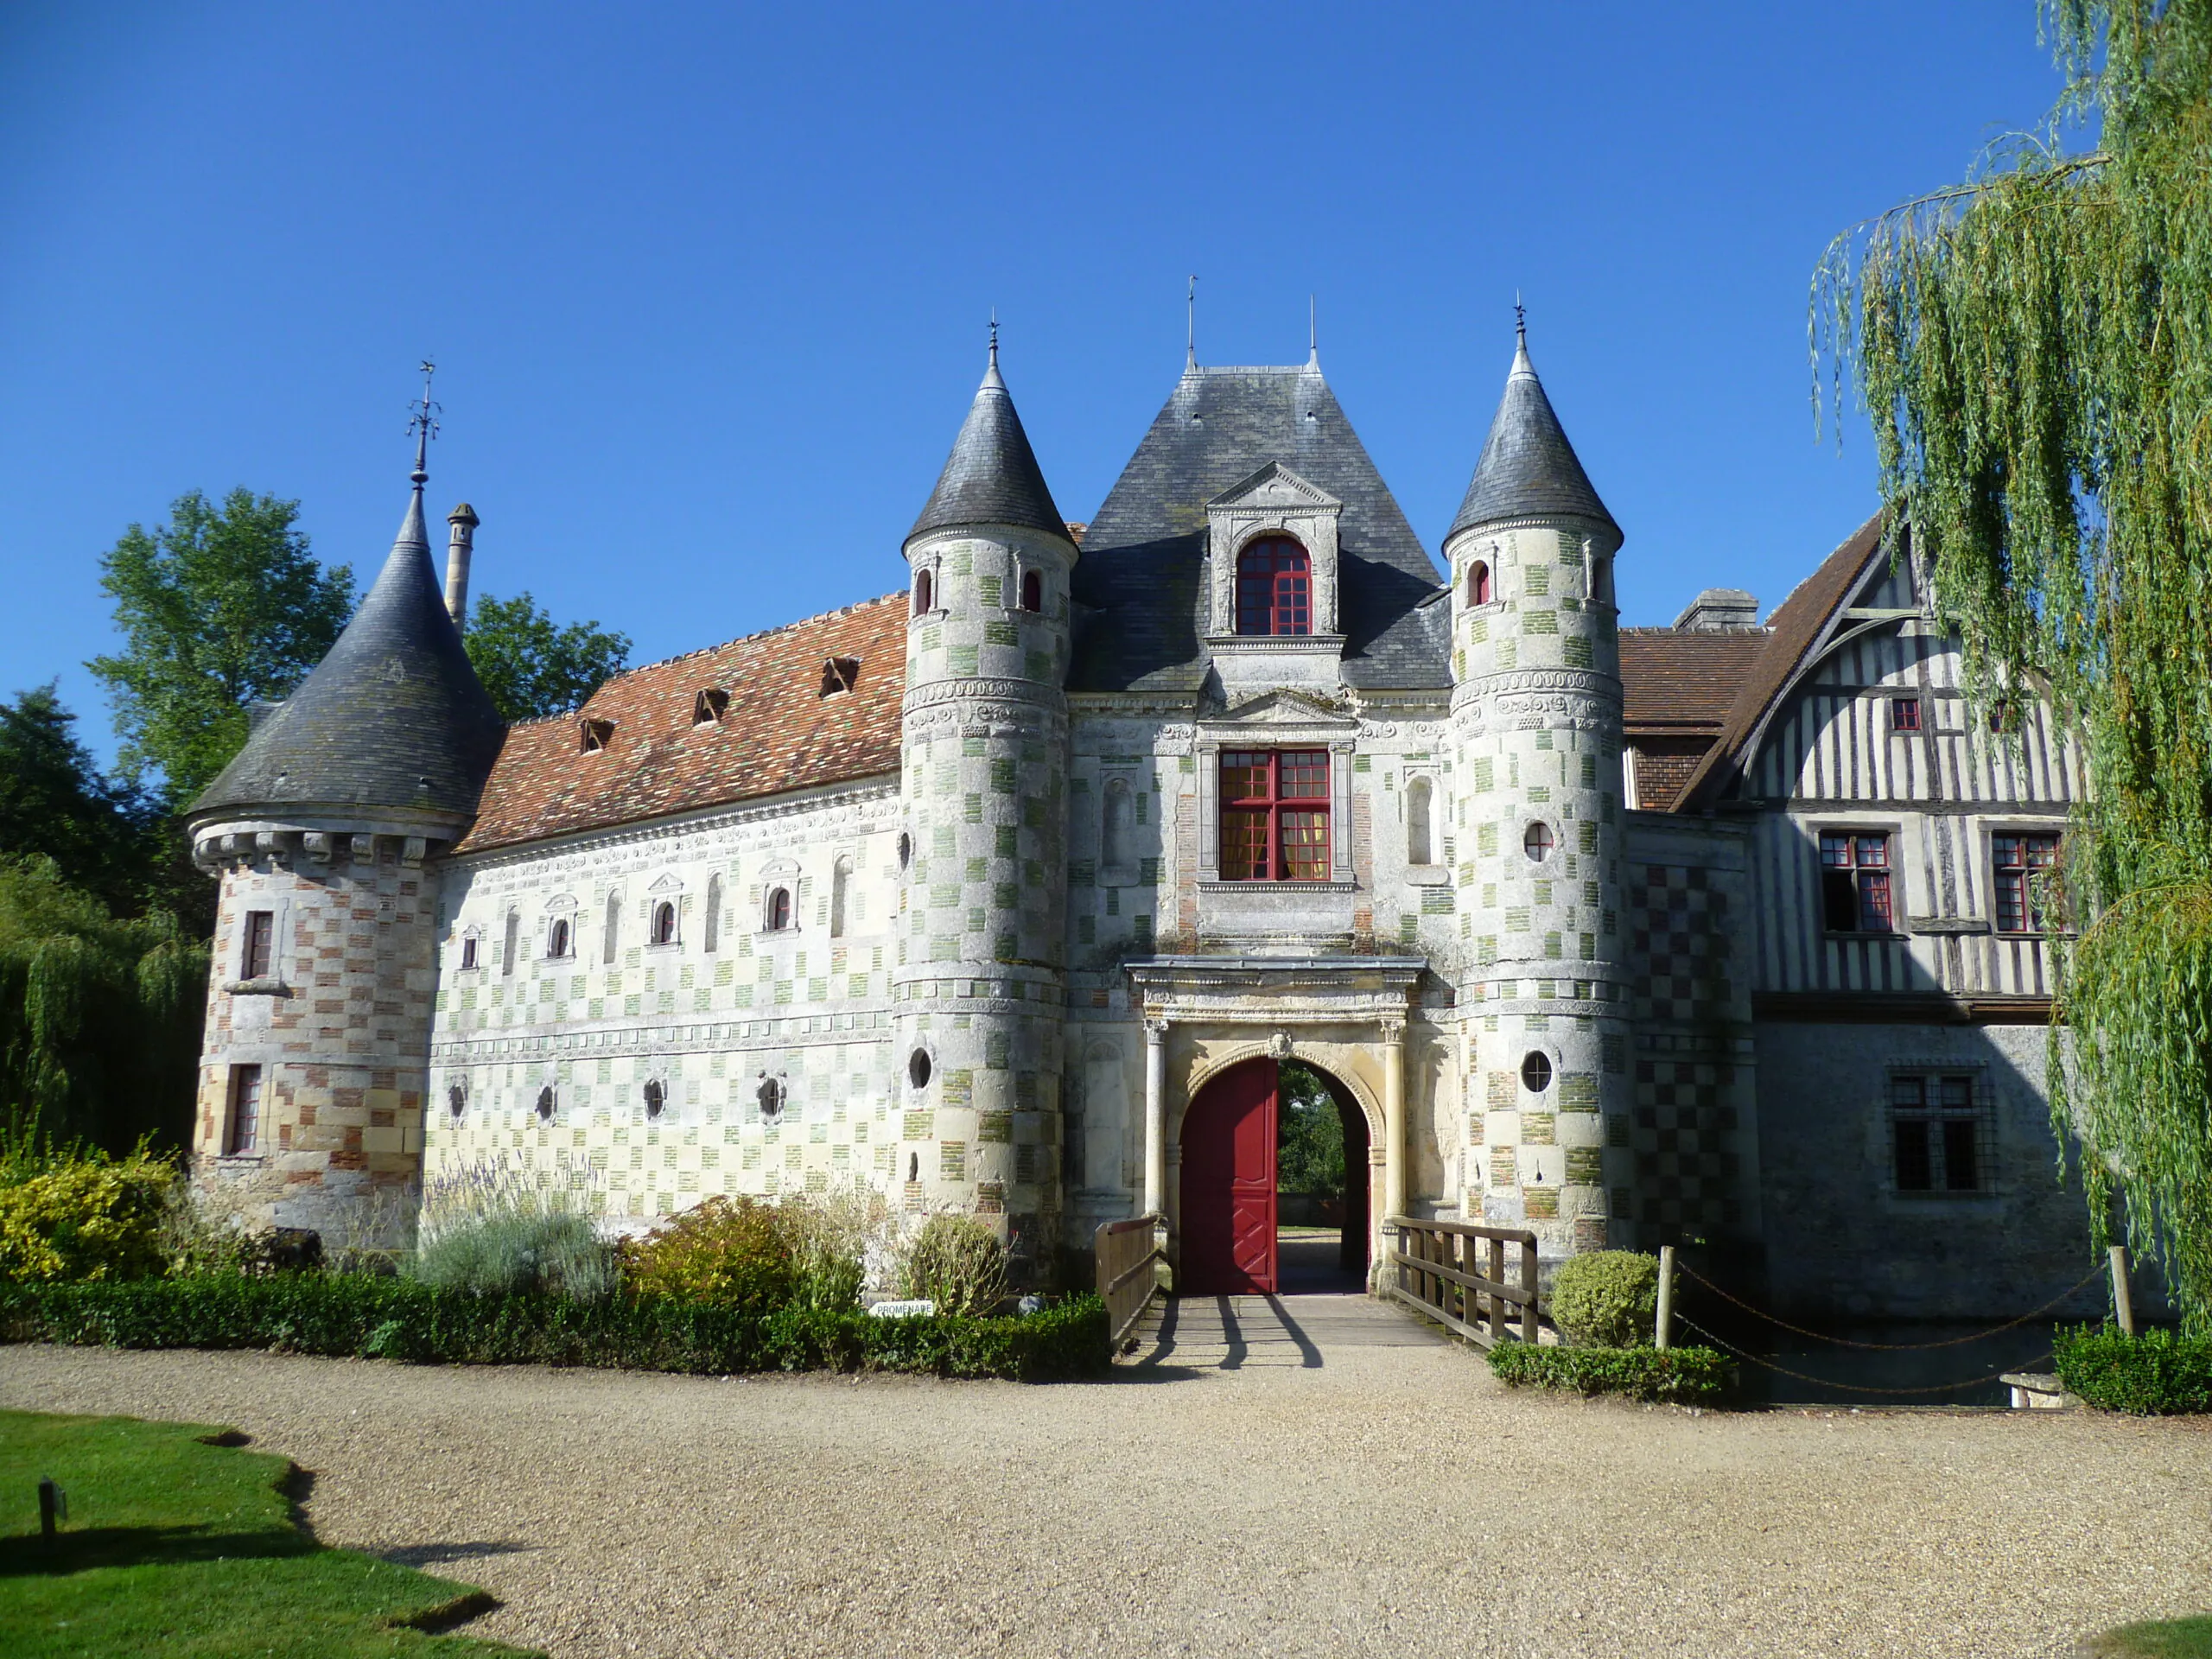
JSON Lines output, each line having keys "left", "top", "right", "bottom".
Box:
{"left": 1095, "top": 1212, "right": 1166, "bottom": 1349}
{"left": 1385, "top": 1215, "right": 1541, "bottom": 1349}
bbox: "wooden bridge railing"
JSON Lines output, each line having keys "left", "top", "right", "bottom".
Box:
{"left": 1385, "top": 1216, "right": 1541, "bottom": 1348}
{"left": 1095, "top": 1212, "right": 1166, "bottom": 1348}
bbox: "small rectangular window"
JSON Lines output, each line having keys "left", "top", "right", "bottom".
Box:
{"left": 461, "top": 935, "right": 479, "bottom": 970}
{"left": 225, "top": 1064, "right": 263, "bottom": 1156}
{"left": 1993, "top": 831, "right": 2060, "bottom": 934}
{"left": 241, "top": 911, "right": 274, "bottom": 980}
{"left": 1890, "top": 696, "right": 1921, "bottom": 732}
{"left": 1820, "top": 832, "right": 1893, "bottom": 934}
{"left": 1889, "top": 1070, "right": 1990, "bottom": 1194}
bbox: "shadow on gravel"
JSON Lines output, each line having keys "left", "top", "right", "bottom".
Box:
{"left": 375, "top": 1541, "right": 539, "bottom": 1569}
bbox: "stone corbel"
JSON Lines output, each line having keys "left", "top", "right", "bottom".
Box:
{"left": 302, "top": 831, "right": 334, "bottom": 863}
{"left": 347, "top": 834, "right": 378, "bottom": 865}
{"left": 402, "top": 836, "right": 429, "bottom": 868}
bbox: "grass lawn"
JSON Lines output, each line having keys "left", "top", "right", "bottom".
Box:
{"left": 0, "top": 1408, "right": 539, "bottom": 1657}
{"left": 2087, "top": 1618, "right": 2212, "bottom": 1657}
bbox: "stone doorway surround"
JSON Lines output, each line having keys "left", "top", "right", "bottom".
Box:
{"left": 1124, "top": 955, "right": 1425, "bottom": 1289}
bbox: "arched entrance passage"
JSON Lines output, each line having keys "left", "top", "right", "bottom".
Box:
{"left": 1179, "top": 1056, "right": 1372, "bottom": 1295}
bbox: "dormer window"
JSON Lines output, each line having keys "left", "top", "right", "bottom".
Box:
{"left": 1468, "top": 561, "right": 1493, "bottom": 606}
{"left": 1236, "top": 537, "right": 1311, "bottom": 636}
{"left": 1020, "top": 569, "right": 1042, "bottom": 613}
{"left": 695, "top": 688, "right": 729, "bottom": 725}
{"left": 820, "top": 657, "right": 859, "bottom": 697}
{"left": 581, "top": 718, "right": 614, "bottom": 753}
{"left": 913, "top": 569, "right": 933, "bottom": 614}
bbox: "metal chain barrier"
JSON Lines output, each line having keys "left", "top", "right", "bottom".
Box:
{"left": 1671, "top": 1259, "right": 2106, "bottom": 1351}
{"left": 1675, "top": 1313, "right": 2054, "bottom": 1397}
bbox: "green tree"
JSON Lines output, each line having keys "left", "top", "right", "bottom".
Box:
{"left": 463, "top": 591, "right": 632, "bottom": 721}
{"left": 1816, "top": 3, "right": 2212, "bottom": 1327}
{"left": 0, "top": 857, "right": 206, "bottom": 1155}
{"left": 87, "top": 488, "right": 354, "bottom": 805}
{"left": 0, "top": 684, "right": 158, "bottom": 915}
{"left": 1276, "top": 1063, "right": 1346, "bottom": 1194}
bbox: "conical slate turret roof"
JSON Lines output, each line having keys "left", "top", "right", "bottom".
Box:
{"left": 907, "top": 347, "right": 1068, "bottom": 543}
{"left": 1449, "top": 330, "right": 1619, "bottom": 542}
{"left": 190, "top": 486, "right": 507, "bottom": 823}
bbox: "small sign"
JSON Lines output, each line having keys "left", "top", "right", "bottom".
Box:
{"left": 868, "top": 1300, "right": 936, "bottom": 1319}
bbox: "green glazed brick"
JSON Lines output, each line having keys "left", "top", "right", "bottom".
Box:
{"left": 1544, "top": 931, "right": 1563, "bottom": 957}
{"left": 1559, "top": 1073, "right": 1600, "bottom": 1111}
{"left": 1488, "top": 1071, "right": 1516, "bottom": 1109}
{"left": 978, "top": 1111, "right": 1012, "bottom": 1143}
{"left": 940, "top": 1069, "right": 973, "bottom": 1106}
{"left": 1490, "top": 1147, "right": 1517, "bottom": 1187}
{"left": 1478, "top": 821, "right": 1498, "bottom": 855}
{"left": 940, "top": 1141, "right": 967, "bottom": 1179}
{"left": 1523, "top": 1185, "right": 1560, "bottom": 1218}
{"left": 986, "top": 1032, "right": 1011, "bottom": 1070}
{"left": 1566, "top": 1146, "right": 1605, "bottom": 1184}
{"left": 978, "top": 575, "right": 1001, "bottom": 607}
{"left": 964, "top": 794, "right": 983, "bottom": 823}
{"left": 1497, "top": 639, "right": 1517, "bottom": 669}
{"left": 1504, "top": 906, "right": 1530, "bottom": 931}
{"left": 1524, "top": 609, "right": 1558, "bottom": 635}
{"left": 963, "top": 735, "right": 986, "bottom": 757}
{"left": 984, "top": 620, "right": 1017, "bottom": 647}
{"left": 1422, "top": 887, "right": 1455, "bottom": 913}
{"left": 1563, "top": 634, "right": 1592, "bottom": 668}
{"left": 990, "top": 758, "right": 1015, "bottom": 793}
{"left": 1557, "top": 530, "right": 1582, "bottom": 563}
{"left": 1581, "top": 931, "right": 1595, "bottom": 958}
{"left": 1605, "top": 1114, "right": 1630, "bottom": 1147}
{"left": 1026, "top": 650, "right": 1052, "bottom": 680}
{"left": 949, "top": 645, "right": 980, "bottom": 674}
{"left": 1526, "top": 565, "right": 1551, "bottom": 596}
{"left": 1522, "top": 1112, "right": 1556, "bottom": 1145}
{"left": 1471, "top": 757, "right": 1494, "bottom": 791}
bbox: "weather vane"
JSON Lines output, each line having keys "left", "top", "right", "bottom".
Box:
{"left": 1514, "top": 293, "right": 1527, "bottom": 344}
{"left": 988, "top": 308, "right": 999, "bottom": 367}
{"left": 408, "top": 359, "right": 440, "bottom": 486}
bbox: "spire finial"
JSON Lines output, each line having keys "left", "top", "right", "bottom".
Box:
{"left": 1514, "top": 292, "right": 1527, "bottom": 348}
{"left": 1186, "top": 274, "right": 1197, "bottom": 368}
{"left": 1308, "top": 293, "right": 1318, "bottom": 365}
{"left": 408, "top": 359, "right": 439, "bottom": 488}
{"left": 988, "top": 308, "right": 999, "bottom": 370}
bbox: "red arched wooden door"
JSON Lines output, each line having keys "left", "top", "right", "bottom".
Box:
{"left": 1180, "top": 1057, "right": 1279, "bottom": 1294}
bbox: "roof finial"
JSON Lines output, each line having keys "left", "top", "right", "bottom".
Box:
{"left": 1514, "top": 292, "right": 1527, "bottom": 349}
{"left": 1186, "top": 273, "right": 1198, "bottom": 368}
{"left": 988, "top": 308, "right": 999, "bottom": 370}
{"left": 408, "top": 359, "right": 439, "bottom": 488}
{"left": 1308, "top": 293, "right": 1318, "bottom": 365}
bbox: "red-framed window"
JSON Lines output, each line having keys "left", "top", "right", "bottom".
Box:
{"left": 224, "top": 1064, "right": 263, "bottom": 1156}
{"left": 913, "top": 569, "right": 932, "bottom": 614}
{"left": 1820, "top": 831, "right": 1893, "bottom": 933}
{"left": 1891, "top": 696, "right": 1922, "bottom": 732}
{"left": 1993, "top": 832, "right": 2059, "bottom": 933}
{"left": 240, "top": 910, "right": 274, "bottom": 980}
{"left": 1236, "top": 537, "right": 1312, "bottom": 637}
{"left": 1221, "top": 750, "right": 1330, "bottom": 880}
{"left": 1467, "top": 560, "right": 1492, "bottom": 607}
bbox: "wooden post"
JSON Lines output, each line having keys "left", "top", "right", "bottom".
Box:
{"left": 1655, "top": 1245, "right": 1676, "bottom": 1351}
{"left": 1489, "top": 1236, "right": 1506, "bottom": 1341}
{"left": 1520, "top": 1239, "right": 1541, "bottom": 1345}
{"left": 2110, "top": 1243, "right": 2137, "bottom": 1338}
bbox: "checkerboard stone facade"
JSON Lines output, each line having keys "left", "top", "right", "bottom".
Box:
{"left": 193, "top": 832, "right": 442, "bottom": 1243}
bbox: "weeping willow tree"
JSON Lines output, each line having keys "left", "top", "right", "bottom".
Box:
{"left": 1815, "top": 1, "right": 2212, "bottom": 1330}
{"left": 0, "top": 857, "right": 206, "bottom": 1157}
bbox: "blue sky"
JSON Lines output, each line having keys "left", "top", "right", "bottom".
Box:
{"left": 0, "top": 3, "right": 2069, "bottom": 771}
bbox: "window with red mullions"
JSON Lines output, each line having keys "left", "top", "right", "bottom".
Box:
{"left": 1993, "top": 832, "right": 2058, "bottom": 933}
{"left": 1221, "top": 751, "right": 1329, "bottom": 880}
{"left": 1236, "top": 537, "right": 1312, "bottom": 636}
{"left": 1820, "top": 832, "right": 1893, "bottom": 933}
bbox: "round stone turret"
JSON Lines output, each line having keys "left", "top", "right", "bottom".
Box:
{"left": 187, "top": 480, "right": 505, "bottom": 1248}
{"left": 893, "top": 345, "right": 1076, "bottom": 1278}
{"left": 1445, "top": 327, "right": 1631, "bottom": 1260}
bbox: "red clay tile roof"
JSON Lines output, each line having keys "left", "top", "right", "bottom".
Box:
{"left": 1677, "top": 513, "right": 1889, "bottom": 810}
{"left": 457, "top": 594, "right": 906, "bottom": 855}
{"left": 1619, "top": 629, "right": 1769, "bottom": 732}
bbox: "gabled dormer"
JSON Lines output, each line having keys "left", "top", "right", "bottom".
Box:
{"left": 1203, "top": 462, "right": 1345, "bottom": 697}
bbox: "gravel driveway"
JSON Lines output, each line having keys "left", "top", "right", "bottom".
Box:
{"left": 3, "top": 1294, "right": 2207, "bottom": 1659}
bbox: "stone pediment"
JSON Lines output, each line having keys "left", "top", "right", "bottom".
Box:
{"left": 1212, "top": 688, "right": 1357, "bottom": 729}
{"left": 647, "top": 872, "right": 685, "bottom": 893}
{"left": 1206, "top": 462, "right": 1341, "bottom": 514}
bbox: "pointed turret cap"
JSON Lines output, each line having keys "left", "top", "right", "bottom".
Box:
{"left": 1448, "top": 326, "right": 1620, "bottom": 543}
{"left": 907, "top": 341, "right": 1069, "bottom": 544}
{"left": 189, "top": 483, "right": 507, "bottom": 823}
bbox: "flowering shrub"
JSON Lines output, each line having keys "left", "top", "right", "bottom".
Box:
{"left": 0, "top": 1145, "right": 178, "bottom": 1283}
{"left": 620, "top": 1195, "right": 796, "bottom": 1312}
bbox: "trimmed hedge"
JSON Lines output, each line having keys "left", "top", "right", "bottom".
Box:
{"left": 0, "top": 1274, "right": 1109, "bottom": 1382}
{"left": 1489, "top": 1340, "right": 1733, "bottom": 1405}
{"left": 2055, "top": 1325, "right": 2212, "bottom": 1415}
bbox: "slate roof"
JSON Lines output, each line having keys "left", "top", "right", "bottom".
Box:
{"left": 457, "top": 594, "right": 906, "bottom": 855}
{"left": 1677, "top": 513, "right": 1891, "bottom": 809}
{"left": 1068, "top": 363, "right": 1449, "bottom": 693}
{"left": 908, "top": 354, "right": 1070, "bottom": 545}
{"left": 1448, "top": 335, "right": 1620, "bottom": 543}
{"left": 190, "top": 489, "right": 507, "bottom": 824}
{"left": 1618, "top": 628, "right": 1770, "bottom": 733}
